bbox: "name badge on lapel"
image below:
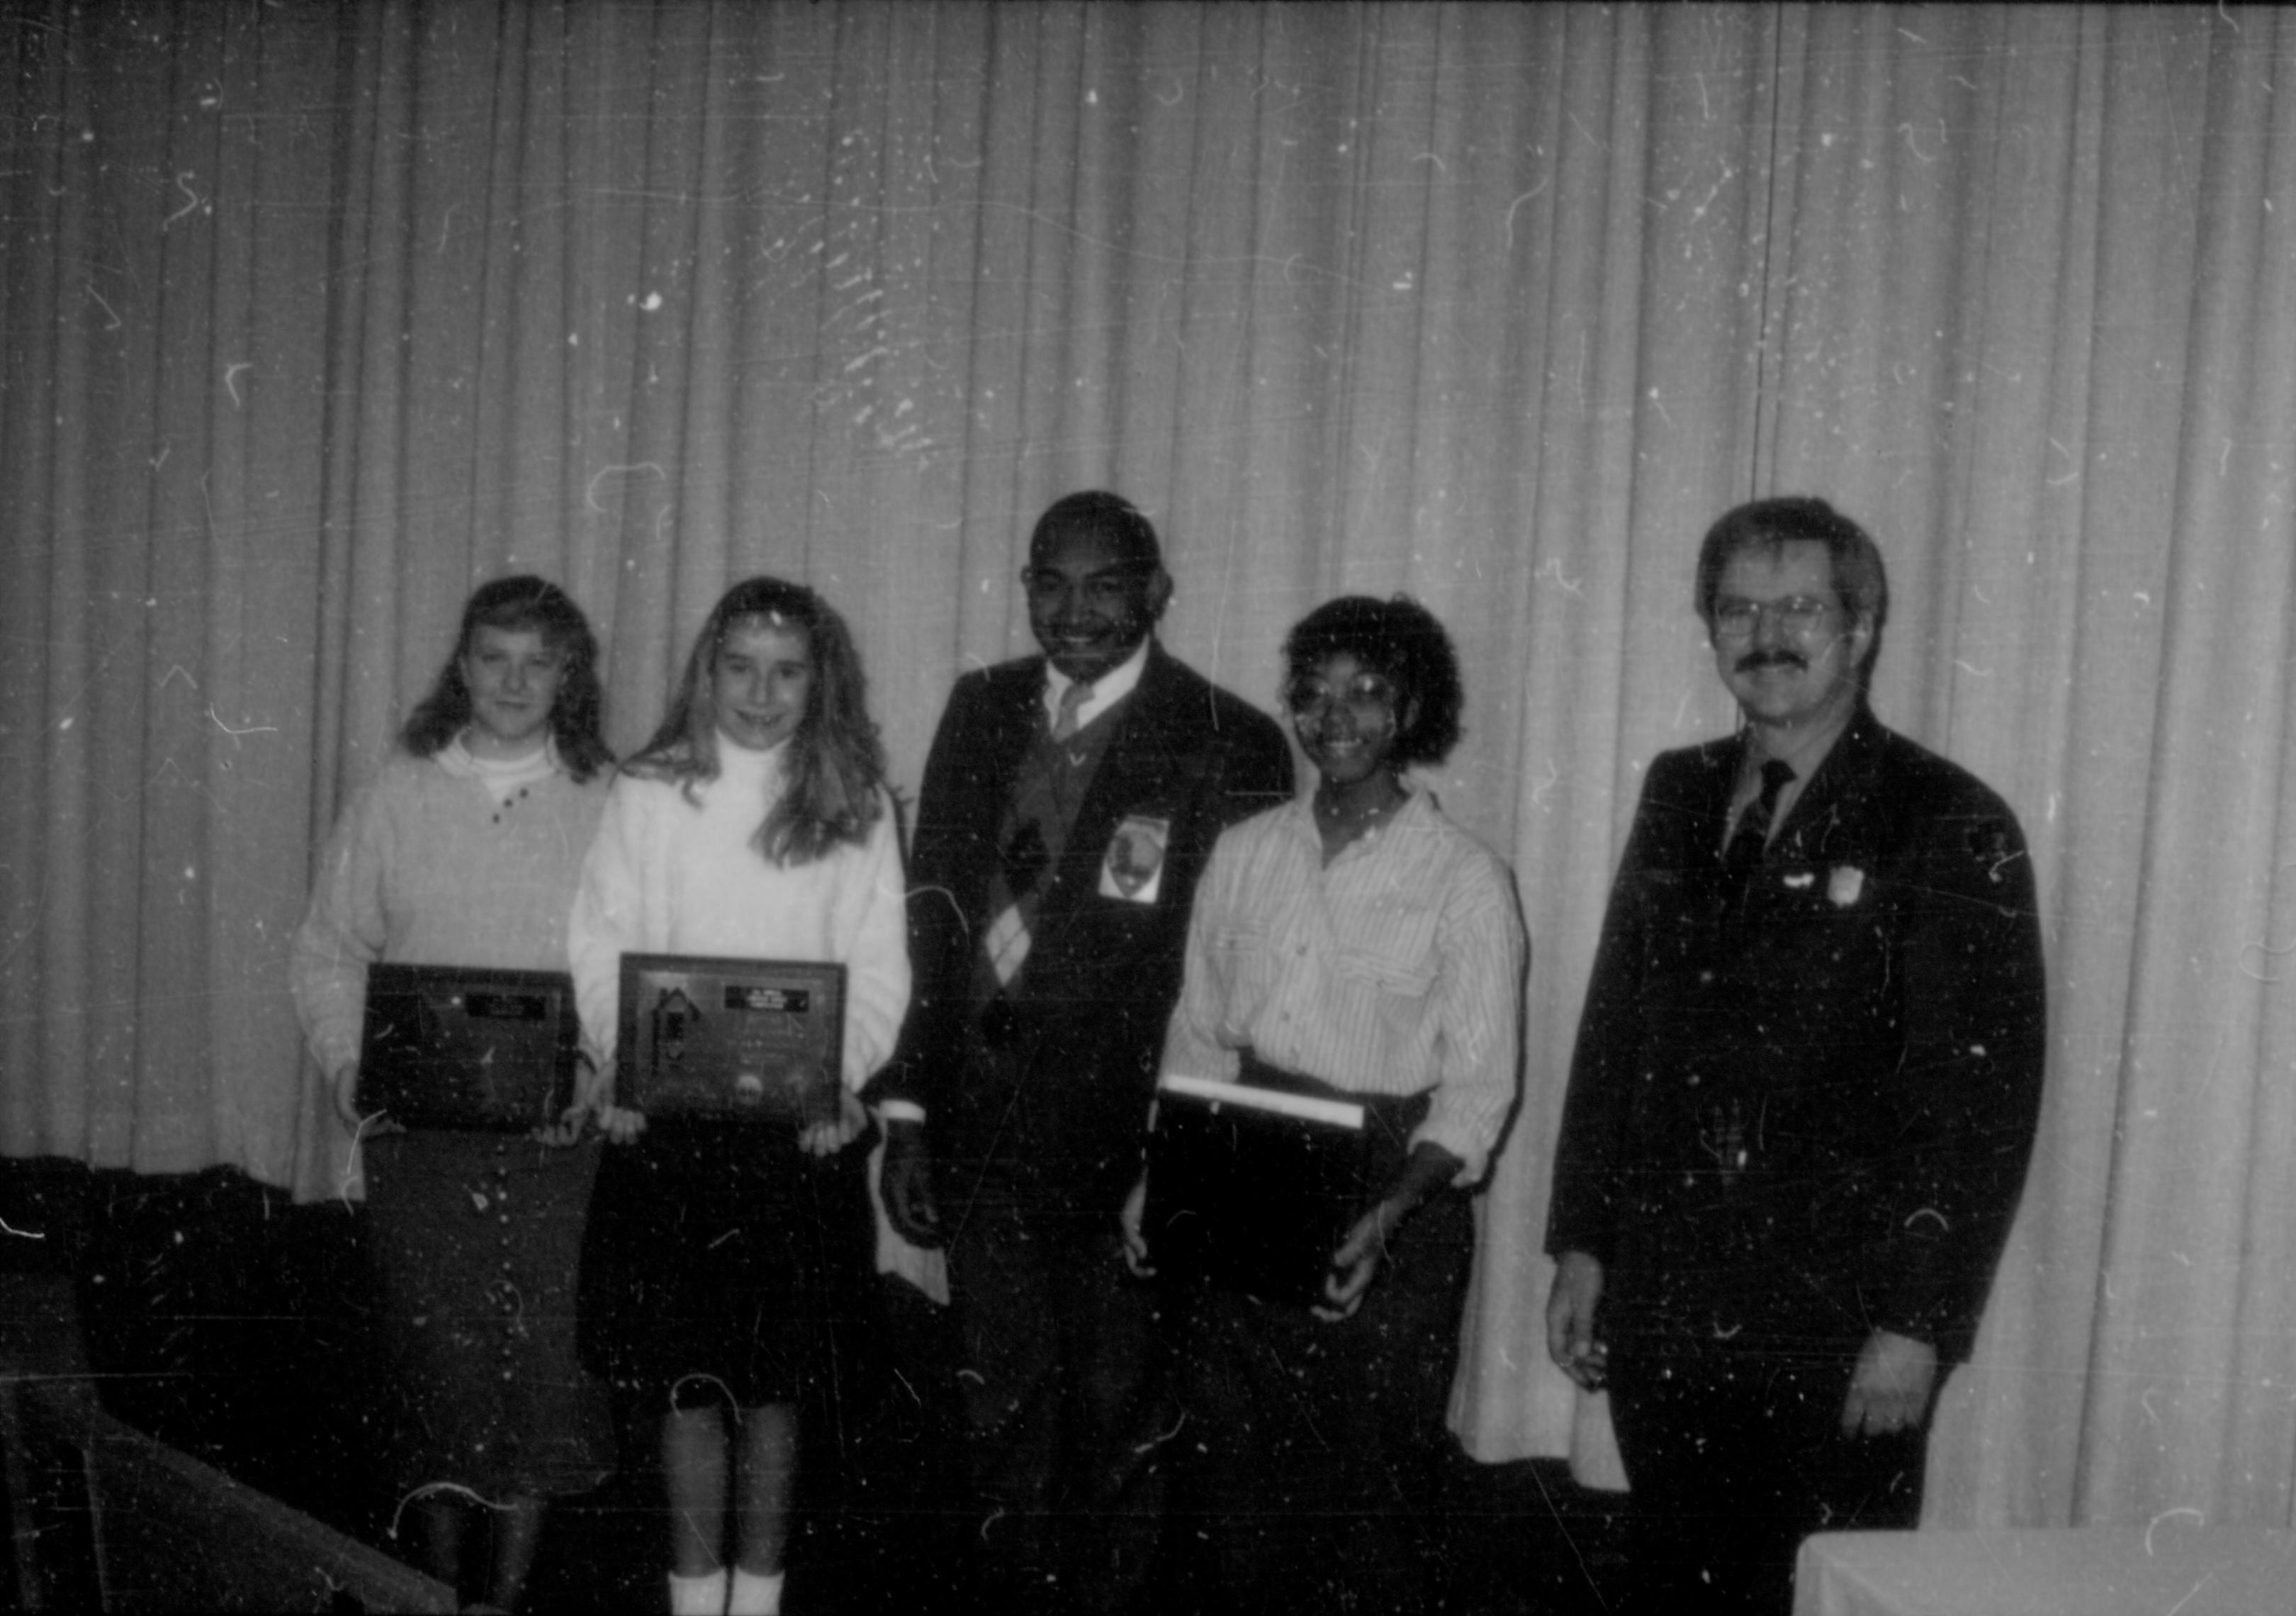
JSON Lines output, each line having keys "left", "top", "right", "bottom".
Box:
{"left": 1099, "top": 814, "right": 1170, "bottom": 903}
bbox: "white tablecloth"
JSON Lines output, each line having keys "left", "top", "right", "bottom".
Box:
{"left": 1794, "top": 1525, "right": 2296, "bottom": 1616}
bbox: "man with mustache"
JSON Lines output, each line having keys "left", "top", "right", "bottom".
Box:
{"left": 1542, "top": 497, "right": 2047, "bottom": 1615}
{"left": 872, "top": 490, "right": 1292, "bottom": 1612}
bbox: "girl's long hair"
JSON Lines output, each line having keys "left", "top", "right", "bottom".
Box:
{"left": 626, "top": 577, "right": 887, "bottom": 865}
{"left": 400, "top": 576, "right": 614, "bottom": 781}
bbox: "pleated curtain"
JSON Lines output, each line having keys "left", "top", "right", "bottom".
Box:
{"left": 6, "top": 1, "right": 2295, "bottom": 1530}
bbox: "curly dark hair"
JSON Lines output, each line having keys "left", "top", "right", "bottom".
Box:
{"left": 1281, "top": 594, "right": 1465, "bottom": 768}
{"left": 626, "top": 576, "right": 887, "bottom": 866}
{"left": 400, "top": 576, "right": 613, "bottom": 781}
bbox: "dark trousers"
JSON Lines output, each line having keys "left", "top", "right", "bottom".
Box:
{"left": 950, "top": 1186, "right": 1169, "bottom": 1615}
{"left": 1169, "top": 1186, "right": 1471, "bottom": 1616}
{"left": 1606, "top": 1342, "right": 1926, "bottom": 1616}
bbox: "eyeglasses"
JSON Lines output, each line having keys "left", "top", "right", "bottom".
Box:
{"left": 1711, "top": 595, "right": 1838, "bottom": 639}
{"left": 1285, "top": 673, "right": 1402, "bottom": 719}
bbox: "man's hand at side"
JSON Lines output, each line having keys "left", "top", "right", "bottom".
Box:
{"left": 1841, "top": 1328, "right": 1937, "bottom": 1437}
{"left": 1546, "top": 1250, "right": 1609, "bottom": 1391}
{"left": 878, "top": 1116, "right": 944, "bottom": 1248}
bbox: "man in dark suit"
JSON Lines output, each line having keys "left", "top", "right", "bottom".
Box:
{"left": 1543, "top": 497, "right": 2047, "bottom": 1615}
{"left": 872, "top": 490, "right": 1293, "bottom": 1612}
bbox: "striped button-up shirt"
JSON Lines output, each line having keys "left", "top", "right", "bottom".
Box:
{"left": 1161, "top": 785, "right": 1526, "bottom": 1182}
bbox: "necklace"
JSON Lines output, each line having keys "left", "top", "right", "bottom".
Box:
{"left": 1314, "top": 774, "right": 1405, "bottom": 851}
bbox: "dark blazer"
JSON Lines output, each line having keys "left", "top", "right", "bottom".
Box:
{"left": 874, "top": 644, "right": 1293, "bottom": 1214}
{"left": 1545, "top": 705, "right": 2046, "bottom": 1369}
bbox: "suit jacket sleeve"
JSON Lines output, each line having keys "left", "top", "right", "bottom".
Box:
{"left": 868, "top": 670, "right": 1005, "bottom": 1116}
{"left": 1862, "top": 780, "right": 2047, "bottom": 1364}
{"left": 1543, "top": 760, "right": 1680, "bottom": 1269}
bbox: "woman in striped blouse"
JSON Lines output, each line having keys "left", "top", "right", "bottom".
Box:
{"left": 1139, "top": 594, "right": 1526, "bottom": 1614}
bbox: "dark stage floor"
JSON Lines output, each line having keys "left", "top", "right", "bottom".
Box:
{"left": 0, "top": 1157, "right": 1627, "bottom": 1614}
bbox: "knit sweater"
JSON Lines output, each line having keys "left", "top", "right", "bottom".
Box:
{"left": 291, "top": 749, "right": 609, "bottom": 1085}
{"left": 566, "top": 740, "right": 910, "bottom": 1094}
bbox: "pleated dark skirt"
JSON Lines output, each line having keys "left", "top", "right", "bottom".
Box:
{"left": 577, "top": 1119, "right": 859, "bottom": 1410}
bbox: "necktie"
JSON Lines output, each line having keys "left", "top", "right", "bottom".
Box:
{"left": 1724, "top": 758, "right": 1795, "bottom": 878}
{"left": 1052, "top": 680, "right": 1092, "bottom": 744}
{"left": 984, "top": 680, "right": 1097, "bottom": 989}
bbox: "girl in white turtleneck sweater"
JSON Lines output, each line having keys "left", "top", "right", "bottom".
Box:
{"left": 568, "top": 578, "right": 908, "bottom": 1616}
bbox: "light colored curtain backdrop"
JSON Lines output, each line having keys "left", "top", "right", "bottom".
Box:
{"left": 6, "top": 1, "right": 2295, "bottom": 1532}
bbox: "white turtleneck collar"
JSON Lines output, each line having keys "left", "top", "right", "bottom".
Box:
{"left": 714, "top": 734, "right": 791, "bottom": 783}
{"left": 438, "top": 732, "right": 561, "bottom": 807}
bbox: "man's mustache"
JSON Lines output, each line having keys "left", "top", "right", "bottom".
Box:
{"left": 1735, "top": 649, "right": 1807, "bottom": 673}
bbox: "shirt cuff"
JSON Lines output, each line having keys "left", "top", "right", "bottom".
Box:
{"left": 1412, "top": 1115, "right": 1492, "bottom": 1188}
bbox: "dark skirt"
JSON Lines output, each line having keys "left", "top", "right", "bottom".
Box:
{"left": 577, "top": 1118, "right": 861, "bottom": 1410}
{"left": 361, "top": 1131, "right": 613, "bottom": 1500}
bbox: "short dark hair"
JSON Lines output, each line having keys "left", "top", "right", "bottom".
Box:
{"left": 400, "top": 575, "right": 612, "bottom": 780}
{"left": 1028, "top": 490, "right": 1164, "bottom": 573}
{"left": 1282, "top": 595, "right": 1465, "bottom": 768}
{"left": 1694, "top": 496, "right": 1889, "bottom": 686}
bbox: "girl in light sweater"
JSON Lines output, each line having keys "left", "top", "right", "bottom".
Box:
{"left": 568, "top": 577, "right": 908, "bottom": 1616}
{"left": 291, "top": 576, "right": 615, "bottom": 1612}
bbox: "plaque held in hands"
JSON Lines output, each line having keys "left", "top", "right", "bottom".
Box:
{"left": 1142, "top": 1072, "right": 1373, "bottom": 1308}
{"left": 616, "top": 953, "right": 845, "bottom": 1126}
{"left": 358, "top": 963, "right": 580, "bottom": 1131}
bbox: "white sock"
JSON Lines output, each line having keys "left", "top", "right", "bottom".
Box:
{"left": 668, "top": 1567, "right": 728, "bottom": 1616}
{"left": 728, "top": 1566, "right": 784, "bottom": 1615}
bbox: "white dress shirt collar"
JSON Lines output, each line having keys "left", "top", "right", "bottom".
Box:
{"left": 1043, "top": 639, "right": 1152, "bottom": 731}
